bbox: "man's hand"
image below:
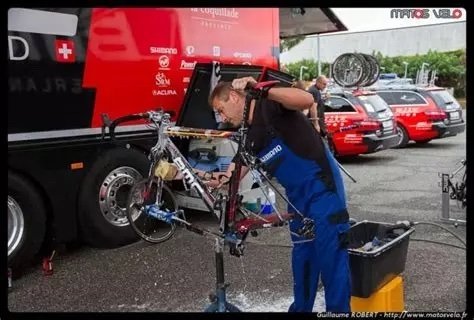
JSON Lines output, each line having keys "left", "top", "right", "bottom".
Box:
{"left": 231, "top": 76, "right": 257, "bottom": 91}
{"left": 204, "top": 173, "right": 231, "bottom": 189}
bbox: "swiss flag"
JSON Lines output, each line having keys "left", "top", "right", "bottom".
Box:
{"left": 55, "top": 39, "right": 75, "bottom": 63}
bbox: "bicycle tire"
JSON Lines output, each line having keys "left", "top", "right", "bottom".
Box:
{"left": 127, "top": 178, "right": 177, "bottom": 243}
{"left": 331, "top": 53, "right": 365, "bottom": 87}
{"left": 355, "top": 53, "right": 373, "bottom": 87}
{"left": 361, "top": 53, "right": 380, "bottom": 87}
{"left": 205, "top": 301, "right": 242, "bottom": 312}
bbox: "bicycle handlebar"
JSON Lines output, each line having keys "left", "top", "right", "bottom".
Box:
{"left": 102, "top": 110, "right": 174, "bottom": 141}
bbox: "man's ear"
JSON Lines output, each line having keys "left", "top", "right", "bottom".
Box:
{"left": 229, "top": 90, "right": 238, "bottom": 103}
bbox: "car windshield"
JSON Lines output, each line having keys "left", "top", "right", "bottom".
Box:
{"left": 356, "top": 94, "right": 388, "bottom": 114}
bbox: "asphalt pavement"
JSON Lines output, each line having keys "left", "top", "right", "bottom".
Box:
{"left": 7, "top": 112, "right": 467, "bottom": 313}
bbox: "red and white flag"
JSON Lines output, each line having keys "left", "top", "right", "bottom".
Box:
{"left": 55, "top": 39, "right": 75, "bottom": 63}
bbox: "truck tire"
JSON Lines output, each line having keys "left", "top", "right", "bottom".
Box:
{"left": 78, "top": 148, "right": 150, "bottom": 248}
{"left": 8, "top": 171, "right": 47, "bottom": 269}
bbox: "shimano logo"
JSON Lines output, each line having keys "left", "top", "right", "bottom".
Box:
{"left": 259, "top": 145, "right": 282, "bottom": 163}
{"left": 150, "top": 47, "right": 178, "bottom": 55}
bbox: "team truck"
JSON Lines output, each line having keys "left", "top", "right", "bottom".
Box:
{"left": 7, "top": 7, "right": 346, "bottom": 269}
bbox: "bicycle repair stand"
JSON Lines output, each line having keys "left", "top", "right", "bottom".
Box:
{"left": 205, "top": 237, "right": 239, "bottom": 312}
{"left": 438, "top": 171, "right": 465, "bottom": 226}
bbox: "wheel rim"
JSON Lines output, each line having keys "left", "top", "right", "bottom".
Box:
{"left": 8, "top": 195, "right": 25, "bottom": 257}
{"left": 128, "top": 180, "right": 177, "bottom": 243}
{"left": 99, "top": 167, "right": 143, "bottom": 226}
{"left": 396, "top": 127, "right": 405, "bottom": 145}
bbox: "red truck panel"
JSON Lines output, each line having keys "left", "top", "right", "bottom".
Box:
{"left": 83, "top": 8, "right": 279, "bottom": 127}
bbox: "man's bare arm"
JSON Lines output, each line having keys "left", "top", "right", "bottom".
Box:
{"left": 231, "top": 76, "right": 314, "bottom": 111}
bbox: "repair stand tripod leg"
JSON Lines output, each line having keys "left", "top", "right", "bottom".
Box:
{"left": 204, "top": 238, "right": 241, "bottom": 312}
{"left": 439, "top": 172, "right": 465, "bottom": 226}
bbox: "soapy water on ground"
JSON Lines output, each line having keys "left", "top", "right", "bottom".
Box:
{"left": 112, "top": 289, "right": 326, "bottom": 312}
{"left": 228, "top": 289, "right": 326, "bottom": 312}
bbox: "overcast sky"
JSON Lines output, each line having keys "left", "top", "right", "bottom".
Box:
{"left": 330, "top": 8, "right": 466, "bottom": 33}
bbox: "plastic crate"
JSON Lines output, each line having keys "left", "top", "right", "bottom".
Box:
{"left": 347, "top": 220, "right": 414, "bottom": 298}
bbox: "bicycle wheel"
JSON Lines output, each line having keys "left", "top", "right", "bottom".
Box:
{"left": 355, "top": 53, "right": 373, "bottom": 87}
{"left": 127, "top": 178, "right": 177, "bottom": 243}
{"left": 331, "top": 53, "right": 365, "bottom": 87}
{"left": 361, "top": 53, "right": 380, "bottom": 87}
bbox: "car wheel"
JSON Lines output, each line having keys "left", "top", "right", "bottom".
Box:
{"left": 8, "top": 171, "right": 47, "bottom": 269}
{"left": 77, "top": 148, "right": 150, "bottom": 248}
{"left": 395, "top": 125, "right": 409, "bottom": 148}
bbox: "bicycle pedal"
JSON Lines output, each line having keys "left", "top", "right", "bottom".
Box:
{"left": 250, "top": 230, "right": 258, "bottom": 237}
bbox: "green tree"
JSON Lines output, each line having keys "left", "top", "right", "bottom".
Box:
{"left": 284, "top": 60, "right": 332, "bottom": 81}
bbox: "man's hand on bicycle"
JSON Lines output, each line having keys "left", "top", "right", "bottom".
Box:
{"left": 201, "top": 172, "right": 231, "bottom": 189}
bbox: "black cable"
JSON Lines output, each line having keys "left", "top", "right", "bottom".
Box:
{"left": 411, "top": 237, "right": 466, "bottom": 250}
{"left": 413, "top": 221, "right": 466, "bottom": 246}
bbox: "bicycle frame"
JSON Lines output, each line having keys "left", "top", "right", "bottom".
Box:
{"left": 104, "top": 86, "right": 302, "bottom": 253}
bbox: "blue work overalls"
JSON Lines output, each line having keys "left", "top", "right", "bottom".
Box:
{"left": 257, "top": 136, "right": 351, "bottom": 312}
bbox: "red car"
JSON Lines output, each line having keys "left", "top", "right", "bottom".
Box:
{"left": 324, "top": 88, "right": 400, "bottom": 157}
{"left": 371, "top": 85, "right": 465, "bottom": 148}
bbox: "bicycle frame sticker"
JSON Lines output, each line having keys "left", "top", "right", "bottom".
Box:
{"left": 173, "top": 156, "right": 205, "bottom": 194}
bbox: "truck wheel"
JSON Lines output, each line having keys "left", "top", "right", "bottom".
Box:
{"left": 395, "top": 125, "right": 409, "bottom": 148}
{"left": 78, "top": 148, "right": 150, "bottom": 248}
{"left": 8, "top": 172, "right": 46, "bottom": 269}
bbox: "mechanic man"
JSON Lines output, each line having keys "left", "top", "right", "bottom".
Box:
{"left": 307, "top": 75, "right": 329, "bottom": 137}
{"left": 208, "top": 76, "right": 351, "bottom": 312}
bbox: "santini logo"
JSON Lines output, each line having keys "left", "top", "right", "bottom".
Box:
{"left": 260, "top": 145, "right": 282, "bottom": 163}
